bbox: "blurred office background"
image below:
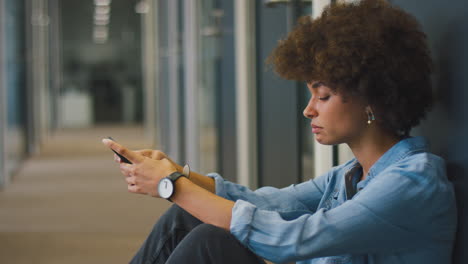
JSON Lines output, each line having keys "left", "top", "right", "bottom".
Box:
{"left": 0, "top": 0, "right": 467, "bottom": 263}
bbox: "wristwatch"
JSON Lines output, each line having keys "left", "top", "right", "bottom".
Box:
{"left": 157, "top": 171, "right": 188, "bottom": 200}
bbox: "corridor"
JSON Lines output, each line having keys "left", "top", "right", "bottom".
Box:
{"left": 0, "top": 126, "right": 170, "bottom": 264}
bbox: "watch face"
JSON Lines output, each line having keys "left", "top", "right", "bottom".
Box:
{"left": 158, "top": 178, "right": 174, "bottom": 199}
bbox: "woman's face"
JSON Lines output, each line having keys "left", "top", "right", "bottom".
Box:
{"left": 304, "top": 82, "right": 368, "bottom": 145}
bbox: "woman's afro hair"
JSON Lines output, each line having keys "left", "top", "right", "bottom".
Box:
{"left": 268, "top": 0, "right": 433, "bottom": 136}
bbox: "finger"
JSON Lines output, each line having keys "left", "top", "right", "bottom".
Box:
{"left": 125, "top": 176, "right": 136, "bottom": 185}
{"left": 113, "top": 154, "right": 121, "bottom": 163}
{"left": 128, "top": 184, "right": 140, "bottom": 194}
{"left": 151, "top": 150, "right": 166, "bottom": 160}
{"left": 120, "top": 169, "right": 131, "bottom": 178}
{"left": 134, "top": 149, "right": 152, "bottom": 157}
{"left": 102, "top": 138, "right": 144, "bottom": 164}
{"left": 119, "top": 163, "right": 133, "bottom": 176}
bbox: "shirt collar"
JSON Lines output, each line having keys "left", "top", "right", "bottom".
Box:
{"left": 343, "top": 136, "right": 429, "bottom": 191}
{"left": 366, "top": 136, "right": 429, "bottom": 179}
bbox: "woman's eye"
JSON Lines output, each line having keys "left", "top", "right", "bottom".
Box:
{"left": 318, "top": 96, "right": 330, "bottom": 101}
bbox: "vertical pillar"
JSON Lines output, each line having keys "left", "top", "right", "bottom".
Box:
{"left": 27, "top": 0, "right": 51, "bottom": 154}
{"left": 48, "top": 0, "right": 62, "bottom": 131}
{"left": 140, "top": 0, "right": 158, "bottom": 147}
{"left": 235, "top": 0, "right": 257, "bottom": 188}
{"left": 184, "top": 0, "right": 200, "bottom": 170}
{"left": 168, "top": 0, "right": 183, "bottom": 163}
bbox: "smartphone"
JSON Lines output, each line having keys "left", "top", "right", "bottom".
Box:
{"left": 107, "top": 137, "right": 132, "bottom": 164}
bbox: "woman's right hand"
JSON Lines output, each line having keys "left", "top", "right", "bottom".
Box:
{"left": 114, "top": 149, "right": 183, "bottom": 173}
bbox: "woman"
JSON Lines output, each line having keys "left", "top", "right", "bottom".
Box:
{"left": 103, "top": 0, "right": 457, "bottom": 263}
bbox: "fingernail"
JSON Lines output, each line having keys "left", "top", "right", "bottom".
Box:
{"left": 102, "top": 138, "right": 111, "bottom": 144}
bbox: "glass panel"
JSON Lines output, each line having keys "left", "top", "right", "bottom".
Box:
{"left": 197, "top": 0, "right": 221, "bottom": 173}
{"left": 0, "top": 0, "right": 5, "bottom": 186}
{"left": 4, "top": 0, "right": 27, "bottom": 177}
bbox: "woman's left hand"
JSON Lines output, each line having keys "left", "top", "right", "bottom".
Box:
{"left": 102, "top": 139, "right": 177, "bottom": 197}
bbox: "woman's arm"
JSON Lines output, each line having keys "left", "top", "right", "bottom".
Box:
{"left": 110, "top": 144, "right": 325, "bottom": 212}
{"left": 103, "top": 139, "right": 232, "bottom": 230}
{"left": 227, "top": 162, "right": 457, "bottom": 263}
{"left": 183, "top": 169, "right": 216, "bottom": 194}
{"left": 171, "top": 177, "right": 234, "bottom": 230}
{"left": 102, "top": 139, "right": 323, "bottom": 232}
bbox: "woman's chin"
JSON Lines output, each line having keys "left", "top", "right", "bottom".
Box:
{"left": 314, "top": 135, "right": 337, "bottom": 146}
{"left": 314, "top": 135, "right": 327, "bottom": 145}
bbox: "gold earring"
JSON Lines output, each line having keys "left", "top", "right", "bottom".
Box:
{"left": 366, "top": 106, "right": 375, "bottom": 125}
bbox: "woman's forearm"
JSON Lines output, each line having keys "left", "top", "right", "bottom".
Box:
{"left": 187, "top": 170, "right": 216, "bottom": 193}
{"left": 171, "top": 177, "right": 234, "bottom": 230}
{"left": 173, "top": 163, "right": 216, "bottom": 193}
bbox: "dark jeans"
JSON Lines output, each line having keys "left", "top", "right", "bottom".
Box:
{"left": 130, "top": 204, "right": 267, "bottom": 264}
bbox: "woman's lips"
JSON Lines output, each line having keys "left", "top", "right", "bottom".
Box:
{"left": 311, "top": 124, "right": 322, "bottom": 133}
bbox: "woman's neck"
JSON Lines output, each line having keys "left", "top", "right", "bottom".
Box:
{"left": 348, "top": 128, "right": 401, "bottom": 180}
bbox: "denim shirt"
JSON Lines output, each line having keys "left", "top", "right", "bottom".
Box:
{"left": 208, "top": 137, "right": 457, "bottom": 264}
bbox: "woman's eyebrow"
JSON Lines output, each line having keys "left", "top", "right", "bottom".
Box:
{"left": 311, "top": 81, "right": 324, "bottom": 89}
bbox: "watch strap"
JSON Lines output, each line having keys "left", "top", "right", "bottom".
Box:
{"left": 167, "top": 171, "right": 186, "bottom": 182}
{"left": 164, "top": 172, "right": 185, "bottom": 202}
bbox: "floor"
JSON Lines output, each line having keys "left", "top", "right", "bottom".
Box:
{"left": 0, "top": 126, "right": 171, "bottom": 264}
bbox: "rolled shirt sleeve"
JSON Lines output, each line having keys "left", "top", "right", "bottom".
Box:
{"left": 207, "top": 172, "right": 328, "bottom": 212}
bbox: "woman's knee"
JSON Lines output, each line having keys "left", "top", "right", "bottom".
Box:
{"left": 160, "top": 204, "right": 185, "bottom": 221}
{"left": 192, "top": 224, "right": 228, "bottom": 236}
{"left": 153, "top": 204, "right": 202, "bottom": 231}
{"left": 151, "top": 204, "right": 182, "bottom": 228}
{"left": 167, "top": 224, "right": 265, "bottom": 264}
{"left": 184, "top": 224, "right": 235, "bottom": 247}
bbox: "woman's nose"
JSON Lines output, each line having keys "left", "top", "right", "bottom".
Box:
{"left": 303, "top": 100, "right": 317, "bottom": 119}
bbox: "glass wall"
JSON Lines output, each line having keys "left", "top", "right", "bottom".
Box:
{"left": 150, "top": 0, "right": 235, "bottom": 176}
{"left": 0, "top": 0, "right": 336, "bottom": 189}
{"left": 0, "top": 0, "right": 5, "bottom": 187}
{"left": 187, "top": 0, "right": 236, "bottom": 176}
{"left": 1, "top": 0, "right": 28, "bottom": 186}
{"left": 144, "top": 0, "right": 330, "bottom": 186}
{"left": 255, "top": 1, "right": 315, "bottom": 187}
{"left": 1, "top": 0, "right": 144, "bottom": 187}
{"left": 0, "top": 0, "right": 64, "bottom": 187}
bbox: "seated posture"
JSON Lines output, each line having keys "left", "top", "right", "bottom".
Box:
{"left": 103, "top": 0, "right": 457, "bottom": 263}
